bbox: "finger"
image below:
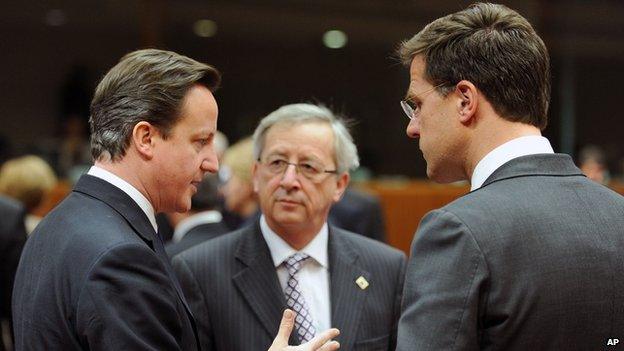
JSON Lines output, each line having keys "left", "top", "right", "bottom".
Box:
{"left": 316, "top": 340, "right": 340, "bottom": 351}
{"left": 304, "top": 328, "right": 340, "bottom": 350}
{"left": 269, "top": 309, "right": 295, "bottom": 350}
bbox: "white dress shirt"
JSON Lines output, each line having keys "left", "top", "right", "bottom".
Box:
{"left": 87, "top": 166, "right": 158, "bottom": 232}
{"left": 260, "top": 215, "right": 331, "bottom": 333}
{"left": 470, "top": 135, "right": 554, "bottom": 191}
{"left": 172, "top": 210, "right": 223, "bottom": 243}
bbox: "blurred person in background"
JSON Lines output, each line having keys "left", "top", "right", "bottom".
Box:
{"left": 57, "top": 115, "right": 92, "bottom": 183}
{"left": 396, "top": 3, "right": 624, "bottom": 350}
{"left": 328, "top": 188, "right": 386, "bottom": 242}
{"left": 0, "top": 155, "right": 58, "bottom": 234}
{"left": 165, "top": 174, "right": 229, "bottom": 257}
{"left": 618, "top": 157, "right": 624, "bottom": 183}
{"left": 220, "top": 136, "right": 260, "bottom": 230}
{"left": 0, "top": 195, "right": 27, "bottom": 351}
{"left": 578, "top": 144, "right": 610, "bottom": 185}
{"left": 214, "top": 130, "right": 229, "bottom": 161}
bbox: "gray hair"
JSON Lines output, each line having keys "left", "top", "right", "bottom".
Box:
{"left": 89, "top": 49, "right": 221, "bottom": 161}
{"left": 252, "top": 103, "right": 359, "bottom": 174}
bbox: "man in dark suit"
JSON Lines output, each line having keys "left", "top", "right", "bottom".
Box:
{"left": 0, "top": 195, "right": 27, "bottom": 351}
{"left": 12, "top": 50, "right": 337, "bottom": 351}
{"left": 166, "top": 175, "right": 229, "bottom": 257}
{"left": 12, "top": 49, "right": 220, "bottom": 350}
{"left": 329, "top": 187, "right": 386, "bottom": 242}
{"left": 395, "top": 3, "right": 624, "bottom": 350}
{"left": 173, "top": 103, "right": 406, "bottom": 351}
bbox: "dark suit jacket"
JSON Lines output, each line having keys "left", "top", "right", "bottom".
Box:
{"left": 165, "top": 220, "right": 230, "bottom": 257}
{"left": 397, "top": 154, "right": 624, "bottom": 350}
{"left": 0, "top": 195, "right": 27, "bottom": 351}
{"left": 12, "top": 175, "right": 200, "bottom": 350}
{"left": 172, "top": 222, "right": 406, "bottom": 351}
{"left": 329, "top": 188, "right": 386, "bottom": 242}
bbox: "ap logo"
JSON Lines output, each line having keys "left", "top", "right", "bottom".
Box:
{"left": 607, "top": 338, "right": 619, "bottom": 346}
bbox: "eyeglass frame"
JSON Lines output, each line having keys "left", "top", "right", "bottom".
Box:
{"left": 400, "top": 82, "right": 448, "bottom": 120}
{"left": 256, "top": 156, "right": 338, "bottom": 182}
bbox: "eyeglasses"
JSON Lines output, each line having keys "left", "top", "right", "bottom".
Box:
{"left": 400, "top": 83, "right": 447, "bottom": 120}
{"left": 258, "top": 156, "right": 338, "bottom": 183}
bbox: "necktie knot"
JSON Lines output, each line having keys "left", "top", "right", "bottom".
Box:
{"left": 284, "top": 252, "right": 310, "bottom": 275}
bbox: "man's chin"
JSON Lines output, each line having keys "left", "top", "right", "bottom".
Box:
{"left": 174, "top": 200, "right": 192, "bottom": 213}
{"left": 273, "top": 212, "right": 305, "bottom": 226}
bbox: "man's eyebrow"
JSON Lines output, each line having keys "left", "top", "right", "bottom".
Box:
{"left": 404, "top": 83, "right": 419, "bottom": 101}
{"left": 265, "top": 150, "right": 287, "bottom": 157}
{"left": 404, "top": 90, "right": 418, "bottom": 102}
{"left": 193, "top": 130, "right": 213, "bottom": 138}
{"left": 404, "top": 91, "right": 412, "bottom": 101}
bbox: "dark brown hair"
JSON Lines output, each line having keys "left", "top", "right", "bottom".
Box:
{"left": 90, "top": 49, "right": 221, "bottom": 161}
{"left": 399, "top": 3, "right": 551, "bottom": 129}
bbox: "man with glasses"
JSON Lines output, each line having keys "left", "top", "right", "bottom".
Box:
{"left": 396, "top": 3, "right": 624, "bottom": 350}
{"left": 172, "top": 103, "right": 406, "bottom": 351}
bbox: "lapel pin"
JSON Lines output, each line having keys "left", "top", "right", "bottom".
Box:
{"left": 355, "top": 276, "right": 369, "bottom": 290}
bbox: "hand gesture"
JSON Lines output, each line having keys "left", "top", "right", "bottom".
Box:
{"left": 269, "top": 309, "right": 340, "bottom": 351}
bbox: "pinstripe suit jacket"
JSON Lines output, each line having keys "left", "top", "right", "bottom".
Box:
{"left": 172, "top": 221, "right": 406, "bottom": 351}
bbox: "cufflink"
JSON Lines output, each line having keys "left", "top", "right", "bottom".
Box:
{"left": 355, "top": 276, "right": 369, "bottom": 290}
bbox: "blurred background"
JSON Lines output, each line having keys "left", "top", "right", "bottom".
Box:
{"left": 1, "top": 0, "right": 623, "bottom": 252}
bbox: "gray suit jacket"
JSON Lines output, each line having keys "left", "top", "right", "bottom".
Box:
{"left": 397, "top": 154, "right": 624, "bottom": 350}
{"left": 172, "top": 221, "right": 406, "bottom": 351}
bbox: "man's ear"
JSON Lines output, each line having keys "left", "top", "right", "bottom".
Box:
{"left": 132, "top": 121, "right": 158, "bottom": 160}
{"left": 456, "top": 80, "right": 478, "bottom": 124}
{"left": 332, "top": 172, "right": 350, "bottom": 202}
{"left": 251, "top": 162, "right": 260, "bottom": 193}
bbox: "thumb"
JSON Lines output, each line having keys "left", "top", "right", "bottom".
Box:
{"left": 270, "top": 309, "right": 295, "bottom": 350}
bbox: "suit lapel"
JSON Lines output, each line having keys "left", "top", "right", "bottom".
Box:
{"left": 329, "top": 227, "right": 368, "bottom": 351}
{"left": 74, "top": 175, "right": 157, "bottom": 246}
{"left": 232, "top": 223, "right": 292, "bottom": 343}
{"left": 74, "top": 175, "right": 198, "bottom": 334}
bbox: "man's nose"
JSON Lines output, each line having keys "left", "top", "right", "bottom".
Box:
{"left": 279, "top": 163, "right": 300, "bottom": 189}
{"left": 201, "top": 151, "right": 219, "bottom": 174}
{"left": 406, "top": 117, "right": 421, "bottom": 138}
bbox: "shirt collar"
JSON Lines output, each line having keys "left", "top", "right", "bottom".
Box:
{"left": 470, "top": 135, "right": 554, "bottom": 191}
{"left": 87, "top": 166, "right": 158, "bottom": 232}
{"left": 172, "top": 210, "right": 223, "bottom": 243}
{"left": 260, "top": 214, "right": 329, "bottom": 269}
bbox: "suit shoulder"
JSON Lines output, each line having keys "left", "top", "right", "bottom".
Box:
{"left": 29, "top": 192, "right": 146, "bottom": 258}
{"left": 175, "top": 226, "right": 245, "bottom": 261}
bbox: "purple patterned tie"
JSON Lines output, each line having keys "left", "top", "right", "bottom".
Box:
{"left": 283, "top": 252, "right": 316, "bottom": 343}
